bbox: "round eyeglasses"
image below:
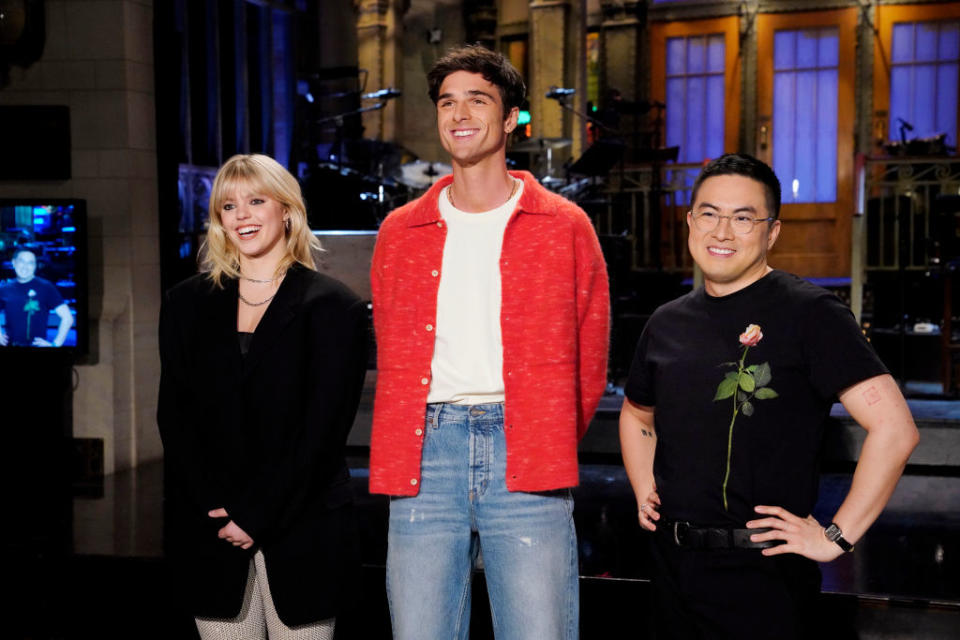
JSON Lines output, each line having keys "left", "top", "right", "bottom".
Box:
{"left": 690, "top": 211, "right": 776, "bottom": 235}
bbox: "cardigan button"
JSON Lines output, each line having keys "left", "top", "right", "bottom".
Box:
{"left": 420, "top": 377, "right": 429, "bottom": 385}
{"left": 425, "top": 324, "right": 433, "bottom": 332}
{"left": 437, "top": 221, "right": 443, "bottom": 228}
{"left": 415, "top": 428, "right": 423, "bottom": 436}
{"left": 410, "top": 478, "right": 418, "bottom": 486}
{"left": 431, "top": 269, "right": 439, "bottom": 277}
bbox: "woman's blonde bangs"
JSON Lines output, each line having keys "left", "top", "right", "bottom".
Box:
{"left": 200, "top": 154, "right": 322, "bottom": 286}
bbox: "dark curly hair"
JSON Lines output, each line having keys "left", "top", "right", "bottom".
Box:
{"left": 691, "top": 153, "right": 782, "bottom": 220}
{"left": 427, "top": 44, "right": 526, "bottom": 118}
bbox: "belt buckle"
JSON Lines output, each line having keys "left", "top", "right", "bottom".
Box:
{"left": 672, "top": 521, "right": 690, "bottom": 546}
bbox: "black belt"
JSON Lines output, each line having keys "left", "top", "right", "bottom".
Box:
{"left": 659, "top": 520, "right": 781, "bottom": 550}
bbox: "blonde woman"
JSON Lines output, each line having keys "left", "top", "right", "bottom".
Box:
{"left": 158, "top": 154, "right": 367, "bottom": 639}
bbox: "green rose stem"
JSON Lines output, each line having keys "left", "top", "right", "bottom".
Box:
{"left": 722, "top": 345, "right": 750, "bottom": 510}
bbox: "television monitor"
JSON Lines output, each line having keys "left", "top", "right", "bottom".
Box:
{"left": 0, "top": 199, "right": 87, "bottom": 355}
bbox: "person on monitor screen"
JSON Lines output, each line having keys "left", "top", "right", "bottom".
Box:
{"left": 618, "top": 153, "right": 919, "bottom": 638}
{"left": 0, "top": 248, "right": 73, "bottom": 347}
{"left": 157, "top": 153, "right": 368, "bottom": 639}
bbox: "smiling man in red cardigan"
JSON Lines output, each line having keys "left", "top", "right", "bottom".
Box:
{"left": 370, "top": 45, "right": 609, "bottom": 639}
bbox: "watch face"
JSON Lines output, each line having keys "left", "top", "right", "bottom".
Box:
{"left": 825, "top": 523, "right": 853, "bottom": 551}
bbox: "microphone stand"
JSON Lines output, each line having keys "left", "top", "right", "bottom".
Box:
{"left": 315, "top": 102, "right": 386, "bottom": 172}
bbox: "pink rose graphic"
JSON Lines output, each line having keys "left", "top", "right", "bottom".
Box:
{"left": 713, "top": 324, "right": 778, "bottom": 510}
{"left": 739, "top": 324, "right": 763, "bottom": 347}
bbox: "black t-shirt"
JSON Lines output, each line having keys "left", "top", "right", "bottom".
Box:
{"left": 625, "top": 270, "right": 888, "bottom": 527}
{"left": 0, "top": 277, "right": 65, "bottom": 345}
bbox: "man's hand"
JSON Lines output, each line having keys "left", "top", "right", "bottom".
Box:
{"left": 32, "top": 337, "right": 53, "bottom": 347}
{"left": 636, "top": 483, "right": 662, "bottom": 531}
{"left": 208, "top": 508, "right": 254, "bottom": 549}
{"left": 746, "top": 505, "right": 844, "bottom": 562}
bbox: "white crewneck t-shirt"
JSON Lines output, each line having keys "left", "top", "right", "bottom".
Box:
{"left": 426, "top": 178, "right": 524, "bottom": 405}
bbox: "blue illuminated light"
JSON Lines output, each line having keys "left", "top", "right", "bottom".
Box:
{"left": 62, "top": 226, "right": 76, "bottom": 232}
{"left": 306, "top": 93, "right": 315, "bottom": 103}
{"left": 517, "top": 110, "right": 531, "bottom": 125}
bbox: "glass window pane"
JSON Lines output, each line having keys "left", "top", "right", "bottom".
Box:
{"left": 773, "top": 72, "right": 796, "bottom": 200}
{"left": 940, "top": 23, "right": 960, "bottom": 61}
{"left": 688, "top": 36, "right": 706, "bottom": 74}
{"left": 707, "top": 34, "right": 725, "bottom": 73}
{"left": 667, "top": 37, "right": 686, "bottom": 75}
{"left": 916, "top": 22, "right": 939, "bottom": 62}
{"left": 797, "top": 30, "right": 818, "bottom": 68}
{"left": 936, "top": 63, "right": 959, "bottom": 146}
{"left": 889, "top": 66, "right": 912, "bottom": 139}
{"left": 794, "top": 70, "right": 817, "bottom": 202}
{"left": 892, "top": 23, "right": 914, "bottom": 63}
{"left": 912, "top": 64, "right": 937, "bottom": 137}
{"left": 818, "top": 29, "right": 838, "bottom": 67}
{"left": 666, "top": 77, "right": 686, "bottom": 151}
{"left": 775, "top": 31, "right": 795, "bottom": 70}
{"left": 773, "top": 28, "right": 839, "bottom": 204}
{"left": 706, "top": 75, "right": 725, "bottom": 159}
{"left": 890, "top": 21, "right": 960, "bottom": 144}
{"left": 686, "top": 77, "right": 705, "bottom": 162}
{"left": 816, "top": 69, "right": 838, "bottom": 202}
{"left": 665, "top": 32, "right": 725, "bottom": 166}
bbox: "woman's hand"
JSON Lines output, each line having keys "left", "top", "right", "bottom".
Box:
{"left": 208, "top": 508, "right": 254, "bottom": 549}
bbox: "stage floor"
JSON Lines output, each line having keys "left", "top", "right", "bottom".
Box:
{"left": 14, "top": 393, "right": 959, "bottom": 639}
{"left": 49, "top": 454, "right": 960, "bottom": 639}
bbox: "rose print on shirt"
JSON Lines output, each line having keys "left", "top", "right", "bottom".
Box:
{"left": 23, "top": 289, "right": 40, "bottom": 341}
{"left": 713, "top": 324, "right": 779, "bottom": 510}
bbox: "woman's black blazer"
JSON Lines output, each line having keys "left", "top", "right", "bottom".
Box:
{"left": 157, "top": 265, "right": 367, "bottom": 626}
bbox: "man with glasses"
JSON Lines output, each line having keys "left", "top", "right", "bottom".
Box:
{"left": 619, "top": 153, "right": 918, "bottom": 638}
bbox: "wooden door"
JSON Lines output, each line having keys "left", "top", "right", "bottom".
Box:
{"left": 756, "top": 8, "right": 857, "bottom": 278}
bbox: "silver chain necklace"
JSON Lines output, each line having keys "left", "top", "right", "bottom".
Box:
{"left": 238, "top": 291, "right": 277, "bottom": 307}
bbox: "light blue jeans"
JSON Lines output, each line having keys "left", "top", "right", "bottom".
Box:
{"left": 386, "top": 403, "right": 579, "bottom": 640}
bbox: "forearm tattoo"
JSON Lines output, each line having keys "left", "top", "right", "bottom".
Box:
{"left": 640, "top": 429, "right": 655, "bottom": 438}
{"left": 862, "top": 386, "right": 881, "bottom": 406}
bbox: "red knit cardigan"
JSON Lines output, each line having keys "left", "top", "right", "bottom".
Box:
{"left": 369, "top": 171, "right": 610, "bottom": 495}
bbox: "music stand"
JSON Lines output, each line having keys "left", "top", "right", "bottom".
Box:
{"left": 568, "top": 139, "right": 626, "bottom": 177}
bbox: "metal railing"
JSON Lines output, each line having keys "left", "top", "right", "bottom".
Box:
{"left": 856, "top": 156, "right": 960, "bottom": 271}
{"left": 584, "top": 162, "right": 703, "bottom": 271}
{"left": 850, "top": 155, "right": 960, "bottom": 323}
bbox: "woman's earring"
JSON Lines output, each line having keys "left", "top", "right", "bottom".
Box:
{"left": 284, "top": 217, "right": 291, "bottom": 231}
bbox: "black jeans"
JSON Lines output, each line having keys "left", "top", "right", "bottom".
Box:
{"left": 649, "top": 530, "right": 822, "bottom": 640}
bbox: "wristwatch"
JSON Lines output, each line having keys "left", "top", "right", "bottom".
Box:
{"left": 824, "top": 523, "right": 854, "bottom": 552}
